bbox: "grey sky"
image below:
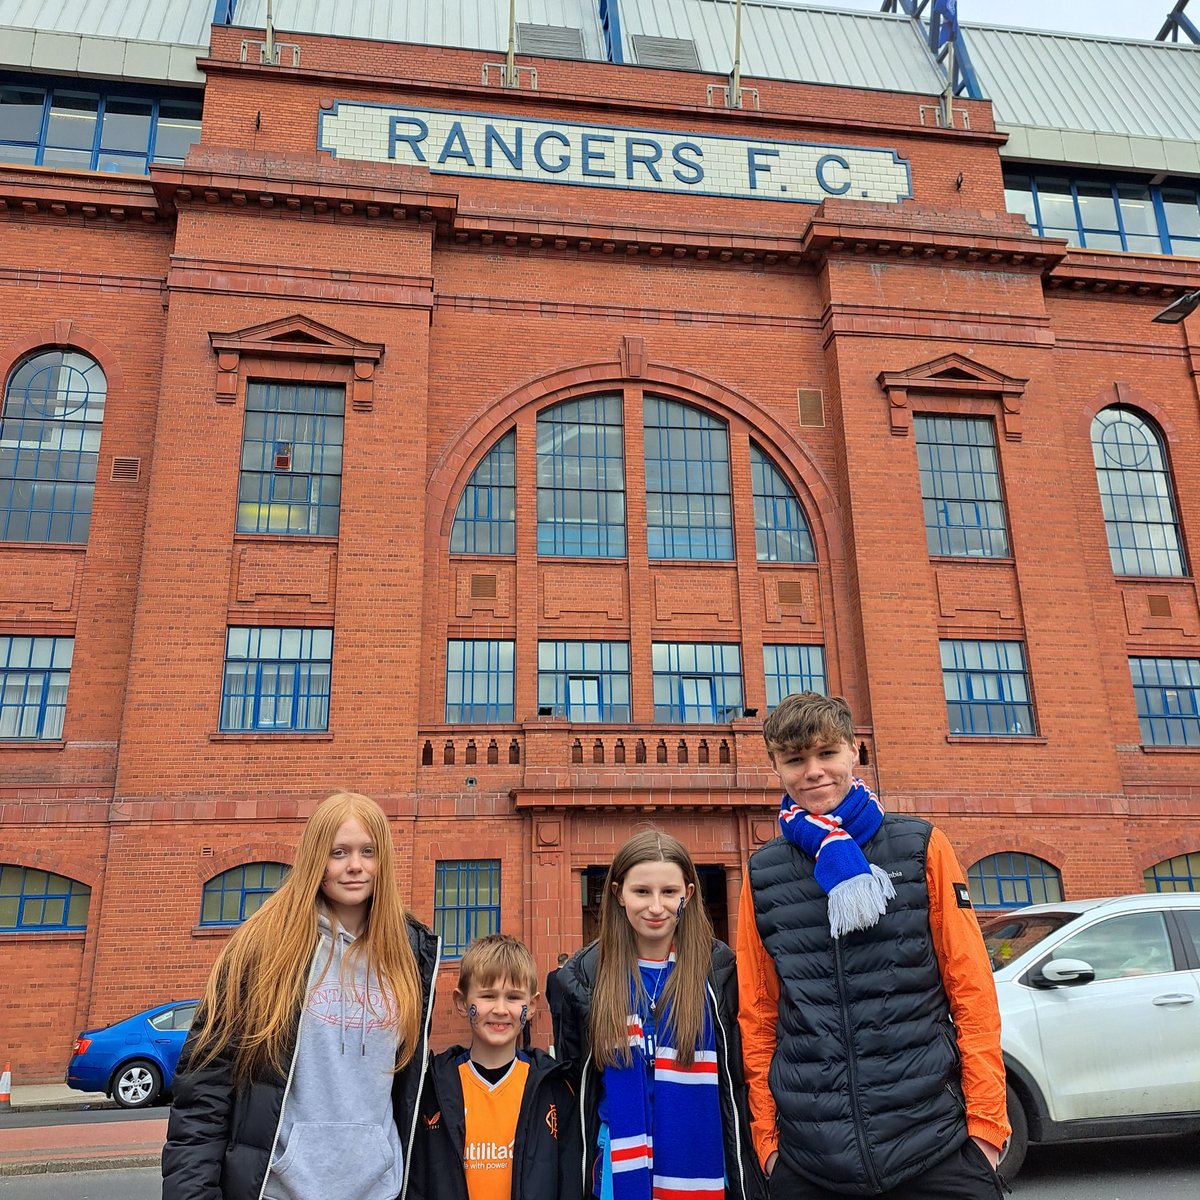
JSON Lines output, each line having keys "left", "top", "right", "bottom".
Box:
{"left": 820, "top": 1, "right": 1182, "bottom": 40}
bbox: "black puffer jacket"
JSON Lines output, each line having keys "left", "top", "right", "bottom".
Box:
{"left": 408, "top": 1046, "right": 583, "bottom": 1200}
{"left": 162, "top": 917, "right": 440, "bottom": 1200}
{"left": 557, "top": 939, "right": 767, "bottom": 1200}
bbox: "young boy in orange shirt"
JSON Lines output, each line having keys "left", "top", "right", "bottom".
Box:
{"left": 738, "top": 692, "right": 1009, "bottom": 1198}
{"left": 410, "top": 933, "right": 581, "bottom": 1200}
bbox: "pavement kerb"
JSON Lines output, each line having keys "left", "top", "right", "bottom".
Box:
{"left": 9, "top": 1098, "right": 119, "bottom": 1113}
{"left": 0, "top": 1154, "right": 160, "bottom": 1176}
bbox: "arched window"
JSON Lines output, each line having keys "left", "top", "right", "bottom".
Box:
{"left": 536, "top": 396, "right": 625, "bottom": 557}
{"left": 644, "top": 397, "right": 732, "bottom": 560}
{"left": 1144, "top": 852, "right": 1200, "bottom": 893}
{"left": 451, "top": 430, "right": 516, "bottom": 555}
{"left": 968, "top": 853, "right": 1063, "bottom": 910}
{"left": 1, "top": 350, "right": 107, "bottom": 543}
{"left": 750, "top": 443, "right": 815, "bottom": 562}
{"left": 1091, "top": 407, "right": 1185, "bottom": 577}
{"left": 0, "top": 864, "right": 90, "bottom": 931}
{"left": 200, "top": 862, "right": 289, "bottom": 926}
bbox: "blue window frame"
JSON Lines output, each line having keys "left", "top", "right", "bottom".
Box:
{"left": 200, "top": 862, "right": 290, "bottom": 926}
{"left": 445, "top": 639, "right": 514, "bottom": 723}
{"left": 0, "top": 78, "right": 201, "bottom": 174}
{"left": 434, "top": 860, "right": 500, "bottom": 958}
{"left": 763, "top": 644, "right": 827, "bottom": 711}
{"left": 537, "top": 641, "right": 631, "bottom": 721}
{"left": 652, "top": 642, "right": 743, "bottom": 723}
{"left": 751, "top": 444, "right": 815, "bottom": 563}
{"left": 1, "top": 350, "right": 106, "bottom": 544}
{"left": 237, "top": 382, "right": 344, "bottom": 537}
{"left": 451, "top": 430, "right": 515, "bottom": 555}
{"left": 968, "top": 853, "right": 1063, "bottom": 910}
{"left": 0, "top": 865, "right": 90, "bottom": 932}
{"left": 941, "top": 639, "right": 1035, "bottom": 736}
{"left": 537, "top": 395, "right": 626, "bottom": 557}
{"left": 644, "top": 397, "right": 733, "bottom": 560}
{"left": 1160, "top": 186, "right": 1200, "bottom": 257}
{"left": 220, "top": 627, "right": 332, "bottom": 732}
{"left": 1091, "top": 408, "right": 1185, "bottom": 578}
{"left": 1144, "top": 852, "right": 1200, "bottom": 894}
{"left": 0, "top": 636, "right": 73, "bottom": 740}
{"left": 1130, "top": 657, "right": 1200, "bottom": 747}
{"left": 915, "top": 416, "right": 1009, "bottom": 558}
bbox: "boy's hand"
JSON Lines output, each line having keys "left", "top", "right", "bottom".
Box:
{"left": 971, "top": 1136, "right": 1000, "bottom": 1170}
{"left": 765, "top": 1151, "right": 778, "bottom": 1177}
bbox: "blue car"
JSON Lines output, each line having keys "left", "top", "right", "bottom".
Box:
{"left": 67, "top": 999, "right": 199, "bottom": 1109}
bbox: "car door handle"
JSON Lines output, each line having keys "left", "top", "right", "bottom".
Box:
{"left": 1152, "top": 994, "right": 1195, "bottom": 1006}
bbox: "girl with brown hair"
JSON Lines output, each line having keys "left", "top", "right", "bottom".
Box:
{"left": 162, "top": 791, "right": 439, "bottom": 1200}
{"left": 556, "top": 830, "right": 764, "bottom": 1200}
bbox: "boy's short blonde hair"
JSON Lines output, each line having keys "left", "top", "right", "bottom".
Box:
{"left": 762, "top": 691, "right": 855, "bottom": 754}
{"left": 457, "top": 933, "right": 539, "bottom": 995}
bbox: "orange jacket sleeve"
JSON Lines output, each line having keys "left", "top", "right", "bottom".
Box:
{"left": 926, "top": 827, "right": 1011, "bottom": 1152}
{"left": 736, "top": 876, "right": 780, "bottom": 1170}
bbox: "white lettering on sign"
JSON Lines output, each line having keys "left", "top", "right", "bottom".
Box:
{"left": 317, "top": 103, "right": 912, "bottom": 205}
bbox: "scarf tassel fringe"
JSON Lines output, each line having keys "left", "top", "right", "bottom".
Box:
{"left": 827, "top": 865, "right": 897, "bottom": 938}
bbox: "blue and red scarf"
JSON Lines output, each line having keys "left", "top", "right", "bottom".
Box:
{"left": 779, "top": 777, "right": 897, "bottom": 938}
{"left": 603, "top": 955, "right": 725, "bottom": 1200}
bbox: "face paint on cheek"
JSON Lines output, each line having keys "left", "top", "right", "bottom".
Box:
{"left": 677, "top": 897, "right": 686, "bottom": 919}
{"left": 520, "top": 1005, "right": 528, "bottom": 1028}
{"left": 468, "top": 1004, "right": 479, "bottom": 1028}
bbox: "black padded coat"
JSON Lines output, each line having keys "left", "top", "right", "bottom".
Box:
{"left": 161, "top": 917, "right": 440, "bottom": 1200}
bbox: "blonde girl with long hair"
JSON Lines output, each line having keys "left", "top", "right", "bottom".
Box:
{"left": 556, "top": 830, "right": 765, "bottom": 1200}
{"left": 162, "top": 792, "right": 439, "bottom": 1200}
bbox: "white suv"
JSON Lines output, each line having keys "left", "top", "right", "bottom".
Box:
{"left": 979, "top": 892, "right": 1200, "bottom": 1180}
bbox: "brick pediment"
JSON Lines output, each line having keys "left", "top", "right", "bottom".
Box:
{"left": 877, "top": 353, "right": 1028, "bottom": 440}
{"left": 209, "top": 314, "right": 384, "bottom": 364}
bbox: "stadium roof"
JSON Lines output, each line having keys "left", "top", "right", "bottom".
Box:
{"left": 1, "top": 0, "right": 1197, "bottom": 174}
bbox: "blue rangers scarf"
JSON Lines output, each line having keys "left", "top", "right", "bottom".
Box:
{"left": 779, "top": 778, "right": 897, "bottom": 938}
{"left": 603, "top": 954, "right": 724, "bottom": 1200}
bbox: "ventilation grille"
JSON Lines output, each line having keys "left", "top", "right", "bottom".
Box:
{"left": 797, "top": 389, "right": 825, "bottom": 428}
{"left": 777, "top": 580, "right": 806, "bottom": 606}
{"left": 632, "top": 35, "right": 701, "bottom": 70}
{"left": 517, "top": 23, "right": 585, "bottom": 59}
{"left": 471, "top": 573, "right": 498, "bottom": 600}
{"left": 1147, "top": 594, "right": 1172, "bottom": 618}
{"left": 110, "top": 456, "right": 141, "bottom": 482}
{"left": 201, "top": 845, "right": 214, "bottom": 857}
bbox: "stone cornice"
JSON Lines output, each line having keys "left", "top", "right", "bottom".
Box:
{"left": 0, "top": 165, "right": 163, "bottom": 224}
{"left": 1045, "top": 249, "right": 1200, "bottom": 298}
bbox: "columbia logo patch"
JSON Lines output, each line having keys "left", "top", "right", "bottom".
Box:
{"left": 953, "top": 882, "right": 972, "bottom": 909}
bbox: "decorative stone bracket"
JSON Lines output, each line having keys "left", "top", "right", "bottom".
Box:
{"left": 877, "top": 352, "right": 1028, "bottom": 440}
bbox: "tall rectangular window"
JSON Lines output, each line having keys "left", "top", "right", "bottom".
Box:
{"left": 915, "top": 416, "right": 1009, "bottom": 558}
{"left": 1130, "top": 657, "right": 1200, "bottom": 747}
{"left": 445, "top": 640, "right": 514, "bottom": 723}
{"left": 537, "top": 641, "right": 631, "bottom": 721}
{"left": 220, "top": 627, "right": 332, "bottom": 732}
{"left": 536, "top": 396, "right": 626, "bottom": 557}
{"left": 237, "top": 382, "right": 344, "bottom": 537}
{"left": 763, "top": 644, "right": 827, "bottom": 711}
{"left": 644, "top": 398, "right": 734, "bottom": 560}
{"left": 434, "top": 860, "right": 500, "bottom": 958}
{"left": 653, "top": 642, "right": 743, "bottom": 723}
{"left": 941, "top": 639, "right": 1035, "bottom": 736}
{"left": 0, "top": 636, "right": 73, "bottom": 740}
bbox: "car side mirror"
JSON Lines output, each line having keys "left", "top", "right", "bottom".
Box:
{"left": 1032, "top": 957, "right": 1096, "bottom": 988}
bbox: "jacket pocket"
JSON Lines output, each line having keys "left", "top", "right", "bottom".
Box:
{"left": 265, "top": 1121, "right": 399, "bottom": 1200}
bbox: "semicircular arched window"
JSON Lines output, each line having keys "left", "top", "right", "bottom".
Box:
{"left": 200, "top": 862, "right": 290, "bottom": 926}
{"left": 1090, "top": 407, "right": 1185, "bottom": 577}
{"left": 750, "top": 443, "right": 816, "bottom": 563}
{"left": 1144, "top": 851, "right": 1200, "bottom": 893}
{"left": 967, "top": 852, "right": 1063, "bottom": 910}
{"left": 1, "top": 350, "right": 107, "bottom": 544}
{"left": 451, "top": 430, "right": 516, "bottom": 555}
{"left": 0, "top": 864, "right": 91, "bottom": 931}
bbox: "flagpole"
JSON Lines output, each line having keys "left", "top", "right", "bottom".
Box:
{"left": 730, "top": 0, "right": 743, "bottom": 109}
{"left": 942, "top": 36, "right": 954, "bottom": 127}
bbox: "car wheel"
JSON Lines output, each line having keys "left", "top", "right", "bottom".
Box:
{"left": 111, "top": 1060, "right": 162, "bottom": 1109}
{"left": 999, "top": 1083, "right": 1029, "bottom": 1182}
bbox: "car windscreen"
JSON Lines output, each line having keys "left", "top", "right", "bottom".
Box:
{"left": 980, "top": 913, "right": 1076, "bottom": 972}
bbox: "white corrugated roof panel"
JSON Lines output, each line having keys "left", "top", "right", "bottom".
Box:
{"left": 966, "top": 24, "right": 1200, "bottom": 141}
{"left": 618, "top": 0, "right": 944, "bottom": 95}
{"left": 0, "top": 0, "right": 215, "bottom": 45}
{"left": 231, "top": 0, "right": 606, "bottom": 59}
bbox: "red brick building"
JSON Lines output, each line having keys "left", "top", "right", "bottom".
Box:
{"left": 2, "top": 3, "right": 1199, "bottom": 1081}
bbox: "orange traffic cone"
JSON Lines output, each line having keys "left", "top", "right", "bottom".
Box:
{"left": 0, "top": 1061, "right": 10, "bottom": 1109}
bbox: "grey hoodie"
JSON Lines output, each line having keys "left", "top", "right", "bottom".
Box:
{"left": 262, "top": 913, "right": 404, "bottom": 1200}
